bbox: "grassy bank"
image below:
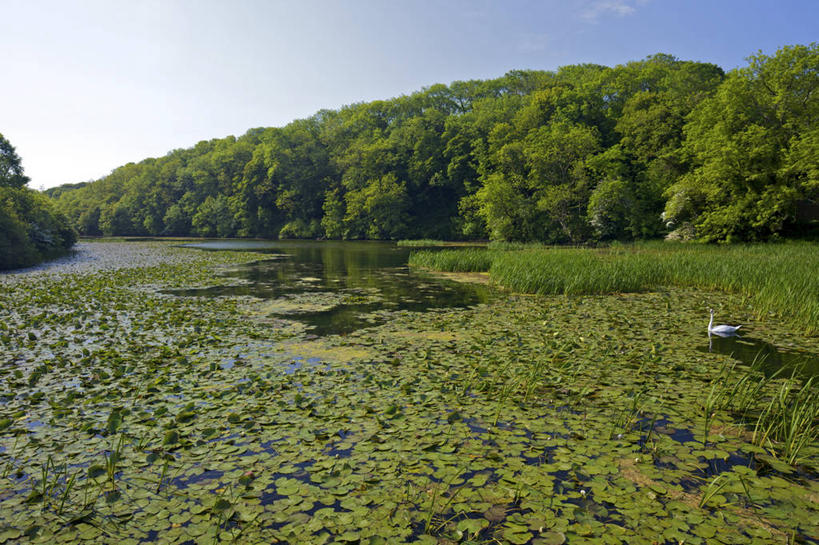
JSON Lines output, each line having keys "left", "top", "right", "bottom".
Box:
{"left": 409, "top": 242, "right": 819, "bottom": 334}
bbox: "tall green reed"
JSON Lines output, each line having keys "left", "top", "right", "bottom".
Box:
{"left": 408, "top": 248, "right": 496, "bottom": 273}
{"left": 411, "top": 242, "right": 819, "bottom": 334}
{"left": 752, "top": 377, "right": 817, "bottom": 465}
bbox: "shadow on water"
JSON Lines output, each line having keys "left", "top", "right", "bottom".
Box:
{"left": 163, "top": 240, "right": 493, "bottom": 335}
{"left": 703, "top": 333, "right": 819, "bottom": 378}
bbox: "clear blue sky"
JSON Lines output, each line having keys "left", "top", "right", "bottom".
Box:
{"left": 2, "top": 0, "right": 816, "bottom": 189}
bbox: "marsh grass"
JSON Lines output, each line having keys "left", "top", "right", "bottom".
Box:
{"left": 712, "top": 364, "right": 817, "bottom": 466}
{"left": 409, "top": 248, "right": 497, "bottom": 272}
{"left": 699, "top": 474, "right": 732, "bottom": 509}
{"left": 396, "top": 240, "right": 449, "bottom": 247}
{"left": 423, "top": 467, "right": 468, "bottom": 535}
{"left": 410, "top": 241, "right": 819, "bottom": 334}
{"left": 104, "top": 435, "right": 125, "bottom": 491}
{"left": 702, "top": 383, "right": 724, "bottom": 447}
{"left": 752, "top": 377, "right": 818, "bottom": 465}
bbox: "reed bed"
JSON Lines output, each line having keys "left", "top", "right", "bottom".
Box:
{"left": 409, "top": 241, "right": 819, "bottom": 334}
{"left": 409, "top": 248, "right": 498, "bottom": 272}
{"left": 397, "top": 239, "right": 450, "bottom": 247}
{"left": 397, "top": 239, "right": 487, "bottom": 248}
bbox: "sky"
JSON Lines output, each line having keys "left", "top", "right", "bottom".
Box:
{"left": 2, "top": 0, "right": 816, "bottom": 190}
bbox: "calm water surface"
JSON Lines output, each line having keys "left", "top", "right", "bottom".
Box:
{"left": 165, "top": 240, "right": 493, "bottom": 335}
{"left": 705, "top": 332, "right": 819, "bottom": 377}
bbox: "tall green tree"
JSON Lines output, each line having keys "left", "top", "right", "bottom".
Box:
{"left": 0, "top": 133, "right": 76, "bottom": 269}
{"left": 0, "top": 133, "right": 30, "bottom": 188}
{"left": 664, "top": 43, "right": 819, "bottom": 241}
{"left": 45, "top": 48, "right": 808, "bottom": 244}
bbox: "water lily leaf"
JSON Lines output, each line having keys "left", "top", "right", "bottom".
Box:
{"left": 534, "top": 530, "right": 566, "bottom": 545}
{"left": 504, "top": 529, "right": 533, "bottom": 544}
{"left": 484, "top": 504, "right": 506, "bottom": 522}
{"left": 176, "top": 411, "right": 195, "bottom": 423}
{"left": 105, "top": 489, "right": 122, "bottom": 504}
{"left": 0, "top": 528, "right": 22, "bottom": 542}
{"left": 337, "top": 530, "right": 361, "bottom": 542}
{"left": 163, "top": 430, "right": 180, "bottom": 445}
{"left": 212, "top": 498, "right": 231, "bottom": 513}
{"left": 106, "top": 408, "right": 123, "bottom": 435}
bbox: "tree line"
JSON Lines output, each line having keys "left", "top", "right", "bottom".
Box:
{"left": 1, "top": 133, "right": 76, "bottom": 269}
{"left": 48, "top": 44, "right": 818, "bottom": 243}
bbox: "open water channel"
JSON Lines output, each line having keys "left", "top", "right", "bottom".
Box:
{"left": 165, "top": 240, "right": 493, "bottom": 335}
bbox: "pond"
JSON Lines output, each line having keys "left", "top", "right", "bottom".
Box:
{"left": 165, "top": 240, "right": 493, "bottom": 335}
{"left": 0, "top": 240, "right": 816, "bottom": 545}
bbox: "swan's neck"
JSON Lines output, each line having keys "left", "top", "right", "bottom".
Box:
{"left": 708, "top": 313, "right": 713, "bottom": 331}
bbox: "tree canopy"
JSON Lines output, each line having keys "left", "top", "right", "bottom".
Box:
{"left": 48, "top": 44, "right": 818, "bottom": 243}
{"left": 0, "top": 133, "right": 76, "bottom": 269}
{"left": 663, "top": 44, "right": 819, "bottom": 241}
{"left": 0, "top": 133, "right": 30, "bottom": 189}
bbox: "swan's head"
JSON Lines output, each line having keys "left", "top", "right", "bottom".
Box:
{"left": 709, "top": 308, "right": 714, "bottom": 315}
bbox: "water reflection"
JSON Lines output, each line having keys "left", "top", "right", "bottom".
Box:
{"left": 706, "top": 333, "right": 819, "bottom": 378}
{"left": 165, "top": 240, "right": 493, "bottom": 335}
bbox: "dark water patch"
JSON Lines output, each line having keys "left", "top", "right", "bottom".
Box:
{"left": 165, "top": 241, "right": 493, "bottom": 336}
{"left": 282, "top": 357, "right": 326, "bottom": 375}
{"left": 704, "top": 334, "right": 819, "bottom": 378}
{"left": 171, "top": 468, "right": 225, "bottom": 489}
{"left": 677, "top": 476, "right": 701, "bottom": 493}
{"left": 290, "top": 461, "right": 314, "bottom": 482}
{"left": 697, "top": 450, "right": 756, "bottom": 479}
{"left": 289, "top": 303, "right": 384, "bottom": 335}
{"left": 667, "top": 427, "right": 696, "bottom": 444}
{"left": 462, "top": 417, "right": 489, "bottom": 435}
{"left": 220, "top": 358, "right": 235, "bottom": 370}
{"left": 304, "top": 499, "right": 345, "bottom": 517}
{"left": 323, "top": 444, "right": 353, "bottom": 458}
{"left": 259, "top": 485, "right": 287, "bottom": 506}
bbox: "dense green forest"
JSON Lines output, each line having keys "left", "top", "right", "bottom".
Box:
{"left": 0, "top": 133, "right": 76, "bottom": 270}
{"left": 49, "top": 44, "right": 818, "bottom": 243}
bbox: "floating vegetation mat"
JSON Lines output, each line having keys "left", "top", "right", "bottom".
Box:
{"left": 1, "top": 241, "right": 817, "bottom": 544}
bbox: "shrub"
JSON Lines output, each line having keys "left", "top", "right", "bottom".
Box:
{"left": 0, "top": 187, "right": 77, "bottom": 270}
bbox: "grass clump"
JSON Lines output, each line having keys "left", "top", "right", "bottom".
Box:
{"left": 397, "top": 239, "right": 487, "bottom": 248}
{"left": 408, "top": 248, "right": 497, "bottom": 272}
{"left": 489, "top": 248, "right": 664, "bottom": 295}
{"left": 752, "top": 377, "right": 818, "bottom": 466}
{"left": 397, "top": 239, "right": 450, "bottom": 247}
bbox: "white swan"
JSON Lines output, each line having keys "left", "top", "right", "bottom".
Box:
{"left": 708, "top": 308, "right": 742, "bottom": 337}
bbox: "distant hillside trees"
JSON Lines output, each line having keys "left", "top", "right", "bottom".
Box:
{"left": 49, "top": 44, "right": 818, "bottom": 243}
{"left": 1, "top": 133, "right": 76, "bottom": 269}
